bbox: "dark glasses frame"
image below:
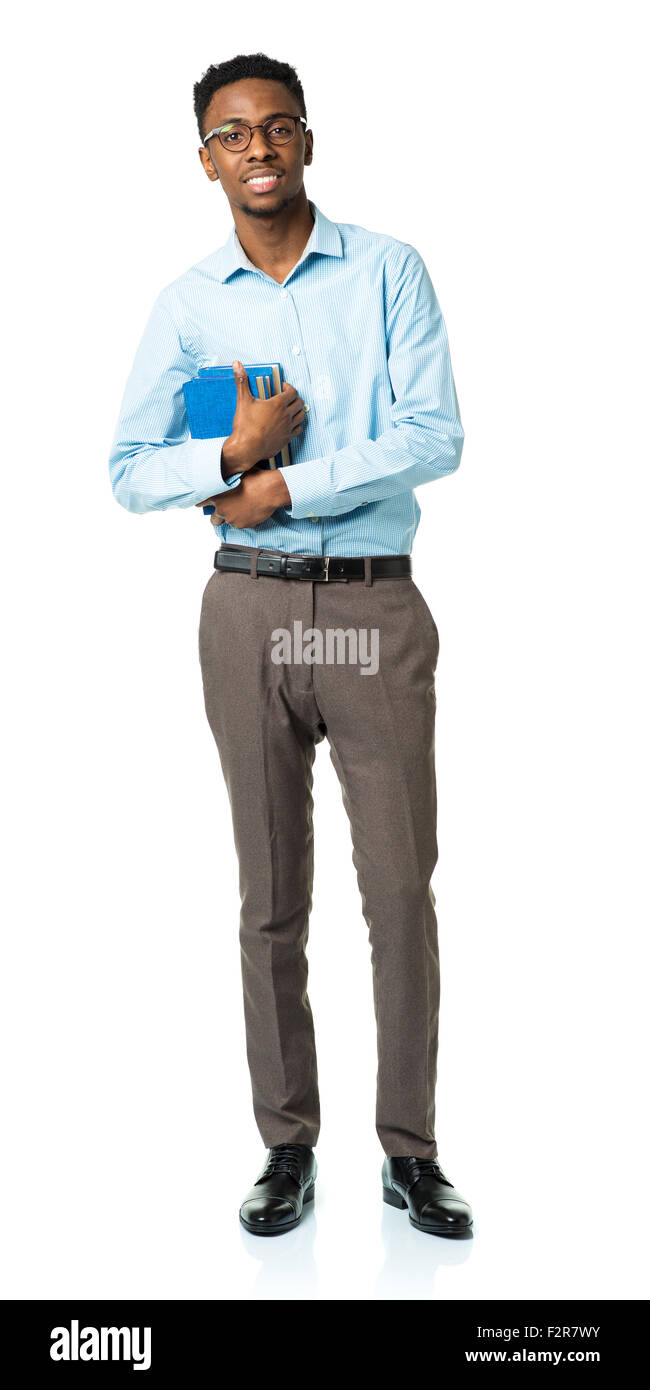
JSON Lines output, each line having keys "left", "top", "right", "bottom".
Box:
{"left": 202, "top": 114, "right": 308, "bottom": 153}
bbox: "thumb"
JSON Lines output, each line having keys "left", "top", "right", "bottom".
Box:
{"left": 233, "top": 360, "right": 252, "bottom": 394}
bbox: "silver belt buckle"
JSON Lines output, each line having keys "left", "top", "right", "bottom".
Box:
{"left": 322, "top": 555, "right": 330, "bottom": 582}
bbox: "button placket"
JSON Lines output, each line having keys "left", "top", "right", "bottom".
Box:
{"left": 281, "top": 292, "right": 316, "bottom": 494}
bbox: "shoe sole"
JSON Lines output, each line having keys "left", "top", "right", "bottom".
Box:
{"left": 239, "top": 1180, "right": 315, "bottom": 1236}
{"left": 382, "top": 1184, "right": 473, "bottom": 1238}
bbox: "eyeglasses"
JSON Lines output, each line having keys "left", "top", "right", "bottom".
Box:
{"left": 202, "top": 113, "right": 307, "bottom": 155}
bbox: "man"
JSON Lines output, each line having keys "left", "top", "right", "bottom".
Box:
{"left": 109, "top": 51, "right": 473, "bottom": 1239}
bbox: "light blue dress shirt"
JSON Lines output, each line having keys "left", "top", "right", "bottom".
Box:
{"left": 108, "top": 199, "right": 464, "bottom": 556}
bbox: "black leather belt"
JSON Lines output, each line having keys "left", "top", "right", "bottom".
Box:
{"left": 214, "top": 545, "right": 412, "bottom": 582}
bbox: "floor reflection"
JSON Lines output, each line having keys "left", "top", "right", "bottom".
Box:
{"left": 239, "top": 1199, "right": 319, "bottom": 1299}
{"left": 375, "top": 1203, "right": 474, "bottom": 1299}
{"left": 234, "top": 1181, "right": 474, "bottom": 1301}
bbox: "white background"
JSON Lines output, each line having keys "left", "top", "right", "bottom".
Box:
{"left": 1, "top": 0, "right": 648, "bottom": 1301}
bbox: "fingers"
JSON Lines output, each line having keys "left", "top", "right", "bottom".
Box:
{"left": 281, "top": 381, "right": 299, "bottom": 405}
{"left": 233, "top": 360, "right": 252, "bottom": 393}
{"left": 234, "top": 371, "right": 304, "bottom": 415}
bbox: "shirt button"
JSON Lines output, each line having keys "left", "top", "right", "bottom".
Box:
{"left": 281, "top": 289, "right": 288, "bottom": 300}
{"left": 292, "top": 344, "right": 301, "bottom": 356}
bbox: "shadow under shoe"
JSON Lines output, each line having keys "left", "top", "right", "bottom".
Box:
{"left": 382, "top": 1156, "right": 473, "bottom": 1237}
{"left": 240, "top": 1143, "right": 317, "bottom": 1236}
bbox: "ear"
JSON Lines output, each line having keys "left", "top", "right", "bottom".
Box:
{"left": 304, "top": 129, "right": 314, "bottom": 167}
{"left": 198, "top": 146, "right": 220, "bottom": 183}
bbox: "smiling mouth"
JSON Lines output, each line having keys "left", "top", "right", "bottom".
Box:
{"left": 244, "top": 173, "right": 283, "bottom": 192}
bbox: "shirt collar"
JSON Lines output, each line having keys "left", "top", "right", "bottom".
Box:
{"left": 214, "top": 199, "right": 342, "bottom": 282}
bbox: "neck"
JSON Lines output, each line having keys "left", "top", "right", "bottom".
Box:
{"left": 231, "top": 188, "right": 315, "bottom": 277}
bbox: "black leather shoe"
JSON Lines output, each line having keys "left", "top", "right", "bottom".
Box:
{"left": 382, "top": 1156, "right": 473, "bottom": 1237}
{"left": 239, "top": 1143, "right": 317, "bottom": 1236}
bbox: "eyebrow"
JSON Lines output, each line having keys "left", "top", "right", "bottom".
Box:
{"left": 217, "top": 110, "right": 299, "bottom": 124}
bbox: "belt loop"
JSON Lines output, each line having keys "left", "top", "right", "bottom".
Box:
{"left": 364, "top": 556, "right": 373, "bottom": 587}
{"left": 250, "top": 547, "right": 261, "bottom": 579}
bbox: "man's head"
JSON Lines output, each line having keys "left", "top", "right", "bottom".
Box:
{"left": 194, "top": 53, "right": 313, "bottom": 221}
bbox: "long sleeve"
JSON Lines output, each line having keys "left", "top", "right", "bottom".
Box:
{"left": 108, "top": 294, "right": 242, "bottom": 514}
{"left": 278, "top": 245, "right": 464, "bottom": 520}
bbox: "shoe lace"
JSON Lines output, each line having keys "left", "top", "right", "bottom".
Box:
{"left": 403, "top": 1157, "right": 453, "bottom": 1187}
{"left": 256, "top": 1143, "right": 309, "bottom": 1186}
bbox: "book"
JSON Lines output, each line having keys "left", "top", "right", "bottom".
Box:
{"left": 182, "top": 363, "right": 292, "bottom": 515}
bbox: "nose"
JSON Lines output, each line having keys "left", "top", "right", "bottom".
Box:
{"left": 246, "top": 126, "right": 276, "bottom": 158}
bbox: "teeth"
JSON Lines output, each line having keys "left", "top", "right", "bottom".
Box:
{"left": 247, "top": 175, "right": 278, "bottom": 184}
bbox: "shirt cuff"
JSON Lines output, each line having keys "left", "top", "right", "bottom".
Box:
{"left": 173, "top": 436, "right": 239, "bottom": 505}
{"left": 278, "top": 458, "right": 334, "bottom": 519}
{"left": 219, "top": 454, "right": 243, "bottom": 490}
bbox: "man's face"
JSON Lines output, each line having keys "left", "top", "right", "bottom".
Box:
{"left": 198, "top": 78, "right": 313, "bottom": 220}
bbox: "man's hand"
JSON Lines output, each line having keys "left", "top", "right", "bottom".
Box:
{"left": 221, "top": 360, "right": 307, "bottom": 477}
{"left": 196, "top": 467, "right": 292, "bottom": 529}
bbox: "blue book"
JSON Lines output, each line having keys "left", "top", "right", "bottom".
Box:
{"left": 182, "top": 362, "right": 291, "bottom": 514}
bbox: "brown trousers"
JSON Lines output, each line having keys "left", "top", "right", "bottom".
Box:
{"left": 198, "top": 548, "right": 441, "bottom": 1159}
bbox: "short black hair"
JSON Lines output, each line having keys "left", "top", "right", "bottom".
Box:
{"left": 193, "top": 52, "right": 307, "bottom": 143}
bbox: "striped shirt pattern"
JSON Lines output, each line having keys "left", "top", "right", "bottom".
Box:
{"left": 108, "top": 200, "right": 464, "bottom": 556}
